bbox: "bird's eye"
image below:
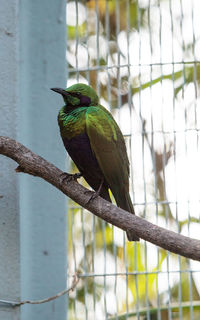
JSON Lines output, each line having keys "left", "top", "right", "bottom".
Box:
{"left": 71, "top": 92, "right": 81, "bottom": 98}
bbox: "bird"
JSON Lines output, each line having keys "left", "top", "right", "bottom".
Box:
{"left": 51, "top": 83, "right": 139, "bottom": 241}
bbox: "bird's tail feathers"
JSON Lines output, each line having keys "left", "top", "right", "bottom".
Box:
{"left": 114, "top": 190, "right": 139, "bottom": 242}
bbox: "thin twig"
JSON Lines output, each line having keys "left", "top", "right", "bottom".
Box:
{"left": 19, "top": 273, "right": 79, "bottom": 306}
{"left": 0, "top": 274, "right": 79, "bottom": 307}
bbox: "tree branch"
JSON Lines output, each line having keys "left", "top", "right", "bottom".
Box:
{"left": 1, "top": 136, "right": 200, "bottom": 261}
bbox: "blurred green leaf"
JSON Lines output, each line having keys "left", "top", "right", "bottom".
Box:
{"left": 67, "top": 23, "right": 86, "bottom": 39}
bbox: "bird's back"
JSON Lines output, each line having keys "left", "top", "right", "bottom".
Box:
{"left": 58, "top": 103, "right": 130, "bottom": 201}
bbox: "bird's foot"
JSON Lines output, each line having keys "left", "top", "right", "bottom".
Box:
{"left": 59, "top": 172, "right": 82, "bottom": 184}
{"left": 85, "top": 178, "right": 104, "bottom": 205}
{"left": 84, "top": 189, "right": 101, "bottom": 205}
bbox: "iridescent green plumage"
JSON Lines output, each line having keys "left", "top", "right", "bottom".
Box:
{"left": 52, "top": 83, "right": 139, "bottom": 241}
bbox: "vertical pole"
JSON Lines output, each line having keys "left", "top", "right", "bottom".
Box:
{"left": 19, "top": 1, "right": 67, "bottom": 319}
{"left": 0, "top": 1, "right": 20, "bottom": 319}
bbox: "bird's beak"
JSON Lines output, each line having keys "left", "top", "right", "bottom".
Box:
{"left": 51, "top": 88, "right": 69, "bottom": 96}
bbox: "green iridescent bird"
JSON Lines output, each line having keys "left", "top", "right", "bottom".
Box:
{"left": 51, "top": 83, "right": 139, "bottom": 241}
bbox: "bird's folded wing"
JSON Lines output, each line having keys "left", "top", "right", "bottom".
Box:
{"left": 86, "top": 106, "right": 129, "bottom": 188}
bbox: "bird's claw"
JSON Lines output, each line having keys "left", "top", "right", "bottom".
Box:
{"left": 85, "top": 178, "right": 104, "bottom": 205}
{"left": 85, "top": 189, "right": 100, "bottom": 205}
{"left": 59, "top": 172, "right": 82, "bottom": 184}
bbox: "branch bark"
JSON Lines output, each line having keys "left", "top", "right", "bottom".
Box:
{"left": 1, "top": 136, "right": 200, "bottom": 261}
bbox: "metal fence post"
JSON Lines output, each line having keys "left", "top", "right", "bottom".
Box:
{"left": 1, "top": 0, "right": 67, "bottom": 319}
{"left": 19, "top": 1, "right": 67, "bottom": 319}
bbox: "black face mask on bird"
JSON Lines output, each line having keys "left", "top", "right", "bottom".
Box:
{"left": 51, "top": 88, "right": 91, "bottom": 107}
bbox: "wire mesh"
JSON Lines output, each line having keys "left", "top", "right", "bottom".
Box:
{"left": 66, "top": 0, "right": 200, "bottom": 319}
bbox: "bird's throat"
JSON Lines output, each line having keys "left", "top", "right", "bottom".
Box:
{"left": 63, "top": 104, "right": 76, "bottom": 113}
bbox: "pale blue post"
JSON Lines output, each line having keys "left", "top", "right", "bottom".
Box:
{"left": 19, "top": 1, "right": 67, "bottom": 319}
{"left": 0, "top": 0, "right": 67, "bottom": 319}
{"left": 0, "top": 1, "right": 20, "bottom": 319}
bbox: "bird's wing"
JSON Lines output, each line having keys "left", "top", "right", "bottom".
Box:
{"left": 86, "top": 106, "right": 130, "bottom": 190}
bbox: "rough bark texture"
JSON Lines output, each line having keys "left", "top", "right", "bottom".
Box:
{"left": 1, "top": 136, "right": 200, "bottom": 261}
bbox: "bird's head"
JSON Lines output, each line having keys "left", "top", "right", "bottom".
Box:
{"left": 51, "top": 83, "right": 99, "bottom": 108}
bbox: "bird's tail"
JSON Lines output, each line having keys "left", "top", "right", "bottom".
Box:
{"left": 114, "top": 190, "right": 140, "bottom": 241}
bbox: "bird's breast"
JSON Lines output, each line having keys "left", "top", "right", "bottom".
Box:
{"left": 62, "top": 133, "right": 103, "bottom": 180}
{"left": 58, "top": 106, "right": 87, "bottom": 140}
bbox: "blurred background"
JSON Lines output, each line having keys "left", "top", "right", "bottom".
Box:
{"left": 65, "top": 0, "right": 200, "bottom": 319}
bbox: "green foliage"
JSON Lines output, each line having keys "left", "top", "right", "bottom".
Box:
{"left": 68, "top": 22, "right": 86, "bottom": 39}
{"left": 132, "top": 64, "right": 200, "bottom": 98}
